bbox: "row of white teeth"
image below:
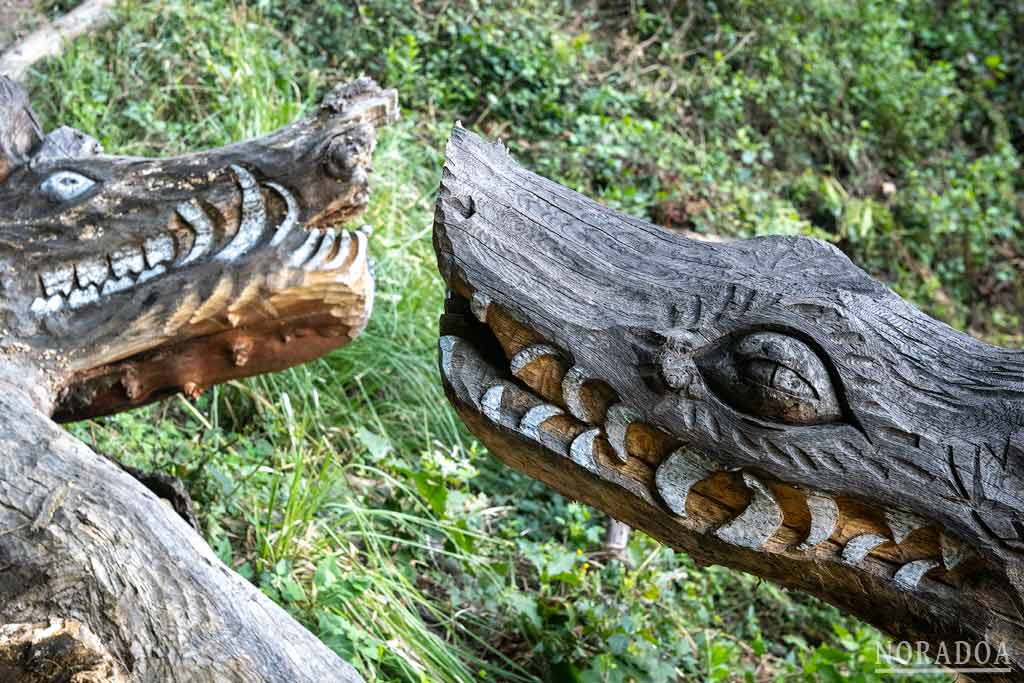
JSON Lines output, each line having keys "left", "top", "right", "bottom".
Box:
{"left": 440, "top": 323, "right": 973, "bottom": 593}
{"left": 30, "top": 165, "right": 339, "bottom": 316}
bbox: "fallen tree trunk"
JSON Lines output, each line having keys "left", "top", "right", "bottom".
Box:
{"left": 434, "top": 125, "right": 1024, "bottom": 681}
{"left": 0, "top": 75, "right": 396, "bottom": 681}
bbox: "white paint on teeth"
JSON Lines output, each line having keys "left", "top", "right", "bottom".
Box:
{"left": 841, "top": 533, "right": 888, "bottom": 565}
{"left": 519, "top": 404, "right": 563, "bottom": 441}
{"left": 101, "top": 277, "right": 133, "bottom": 296}
{"left": 176, "top": 199, "right": 214, "bottom": 266}
{"left": 509, "top": 344, "right": 561, "bottom": 376}
{"left": 562, "top": 366, "right": 607, "bottom": 424}
{"left": 894, "top": 559, "right": 940, "bottom": 591}
{"left": 267, "top": 181, "right": 299, "bottom": 247}
{"left": 110, "top": 246, "right": 145, "bottom": 277}
{"left": 67, "top": 284, "right": 100, "bottom": 310}
{"left": 654, "top": 448, "right": 717, "bottom": 518}
{"left": 144, "top": 234, "right": 176, "bottom": 268}
{"left": 288, "top": 230, "right": 322, "bottom": 268}
{"left": 604, "top": 403, "right": 636, "bottom": 463}
{"left": 796, "top": 492, "right": 839, "bottom": 551}
{"left": 304, "top": 229, "right": 338, "bottom": 270}
{"left": 569, "top": 428, "right": 601, "bottom": 472}
{"left": 714, "top": 473, "right": 783, "bottom": 548}
{"left": 321, "top": 231, "right": 352, "bottom": 271}
{"left": 481, "top": 384, "right": 505, "bottom": 423}
{"left": 438, "top": 335, "right": 459, "bottom": 381}
{"left": 470, "top": 291, "right": 491, "bottom": 322}
{"left": 885, "top": 509, "right": 928, "bottom": 545}
{"left": 30, "top": 295, "right": 63, "bottom": 315}
{"left": 75, "top": 257, "right": 108, "bottom": 288}
{"left": 216, "top": 165, "right": 267, "bottom": 262}
{"left": 40, "top": 266, "right": 74, "bottom": 297}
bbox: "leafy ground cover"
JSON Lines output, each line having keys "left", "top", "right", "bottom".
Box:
{"left": 31, "top": 0, "right": 1021, "bottom": 680}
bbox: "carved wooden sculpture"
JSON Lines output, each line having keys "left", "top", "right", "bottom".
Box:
{"left": 435, "top": 126, "right": 1024, "bottom": 681}
{"left": 0, "top": 76, "right": 396, "bottom": 681}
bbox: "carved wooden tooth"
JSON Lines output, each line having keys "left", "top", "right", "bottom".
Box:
{"left": 110, "top": 246, "right": 146, "bottom": 277}
{"left": 267, "top": 181, "right": 299, "bottom": 247}
{"left": 940, "top": 531, "right": 973, "bottom": 570}
{"left": 604, "top": 403, "right": 636, "bottom": 463}
{"left": 304, "top": 229, "right": 338, "bottom": 270}
{"left": 509, "top": 343, "right": 567, "bottom": 403}
{"left": 320, "top": 231, "right": 353, "bottom": 271}
{"left": 885, "top": 509, "right": 928, "bottom": 544}
{"left": 75, "top": 257, "right": 109, "bottom": 289}
{"left": 481, "top": 384, "right": 505, "bottom": 424}
{"left": 67, "top": 284, "right": 100, "bottom": 310}
{"left": 470, "top": 291, "right": 491, "bottom": 322}
{"left": 40, "top": 265, "right": 74, "bottom": 297}
{"left": 438, "top": 335, "right": 460, "bottom": 380}
{"left": 894, "top": 559, "right": 941, "bottom": 591}
{"left": 654, "top": 448, "right": 717, "bottom": 517}
{"left": 288, "top": 230, "right": 322, "bottom": 268}
{"left": 216, "top": 165, "right": 267, "bottom": 262}
{"left": 30, "top": 294, "right": 63, "bottom": 315}
{"left": 569, "top": 428, "right": 602, "bottom": 472}
{"left": 519, "top": 404, "right": 564, "bottom": 442}
{"left": 562, "top": 366, "right": 616, "bottom": 425}
{"left": 176, "top": 200, "right": 215, "bottom": 266}
{"left": 796, "top": 492, "right": 839, "bottom": 551}
{"left": 143, "top": 234, "right": 176, "bottom": 268}
{"left": 715, "top": 473, "right": 783, "bottom": 548}
{"left": 842, "top": 533, "right": 888, "bottom": 565}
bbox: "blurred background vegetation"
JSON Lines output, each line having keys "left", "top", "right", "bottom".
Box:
{"left": 28, "top": 0, "right": 1021, "bottom": 680}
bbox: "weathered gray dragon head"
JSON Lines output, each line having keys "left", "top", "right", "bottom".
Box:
{"left": 0, "top": 77, "right": 396, "bottom": 420}
{"left": 435, "top": 126, "right": 1024, "bottom": 679}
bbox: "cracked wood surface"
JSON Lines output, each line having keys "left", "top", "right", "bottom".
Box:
{"left": 434, "top": 125, "right": 1024, "bottom": 681}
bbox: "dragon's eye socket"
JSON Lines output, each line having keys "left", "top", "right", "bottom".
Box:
{"left": 695, "top": 331, "right": 841, "bottom": 425}
{"left": 40, "top": 171, "right": 96, "bottom": 202}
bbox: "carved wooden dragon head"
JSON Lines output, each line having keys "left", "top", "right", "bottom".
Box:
{"left": 0, "top": 76, "right": 396, "bottom": 420}
{"left": 434, "top": 125, "right": 1024, "bottom": 680}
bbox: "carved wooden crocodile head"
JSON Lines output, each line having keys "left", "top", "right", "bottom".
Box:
{"left": 0, "top": 76, "right": 396, "bottom": 421}
{"left": 434, "top": 125, "right": 1024, "bottom": 680}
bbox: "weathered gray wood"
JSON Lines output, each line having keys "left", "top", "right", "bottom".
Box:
{"left": 434, "top": 125, "right": 1024, "bottom": 680}
{"left": 0, "top": 382, "right": 363, "bottom": 681}
{"left": 0, "top": 76, "right": 397, "bottom": 681}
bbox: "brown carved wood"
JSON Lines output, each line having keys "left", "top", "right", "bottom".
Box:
{"left": 0, "top": 76, "right": 396, "bottom": 681}
{"left": 434, "top": 125, "right": 1024, "bottom": 681}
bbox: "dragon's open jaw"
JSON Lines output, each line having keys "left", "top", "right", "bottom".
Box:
{"left": 0, "top": 78, "right": 397, "bottom": 419}
{"left": 434, "top": 126, "right": 1024, "bottom": 677}
{"left": 440, "top": 288, "right": 977, "bottom": 585}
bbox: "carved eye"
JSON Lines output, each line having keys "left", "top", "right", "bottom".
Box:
{"left": 40, "top": 171, "right": 96, "bottom": 202}
{"left": 695, "top": 331, "right": 841, "bottom": 425}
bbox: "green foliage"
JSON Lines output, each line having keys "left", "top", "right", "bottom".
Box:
{"left": 37, "top": 0, "right": 1022, "bottom": 680}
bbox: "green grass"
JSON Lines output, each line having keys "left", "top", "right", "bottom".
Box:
{"left": 34, "top": 0, "right": 1021, "bottom": 680}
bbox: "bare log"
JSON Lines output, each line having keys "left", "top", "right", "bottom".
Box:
{"left": 0, "top": 76, "right": 397, "bottom": 681}
{"left": 434, "top": 125, "right": 1024, "bottom": 681}
{"left": 0, "top": 0, "right": 118, "bottom": 80}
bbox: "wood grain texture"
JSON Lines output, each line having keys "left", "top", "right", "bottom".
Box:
{"left": 0, "top": 77, "right": 397, "bottom": 682}
{"left": 434, "top": 125, "right": 1024, "bottom": 680}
